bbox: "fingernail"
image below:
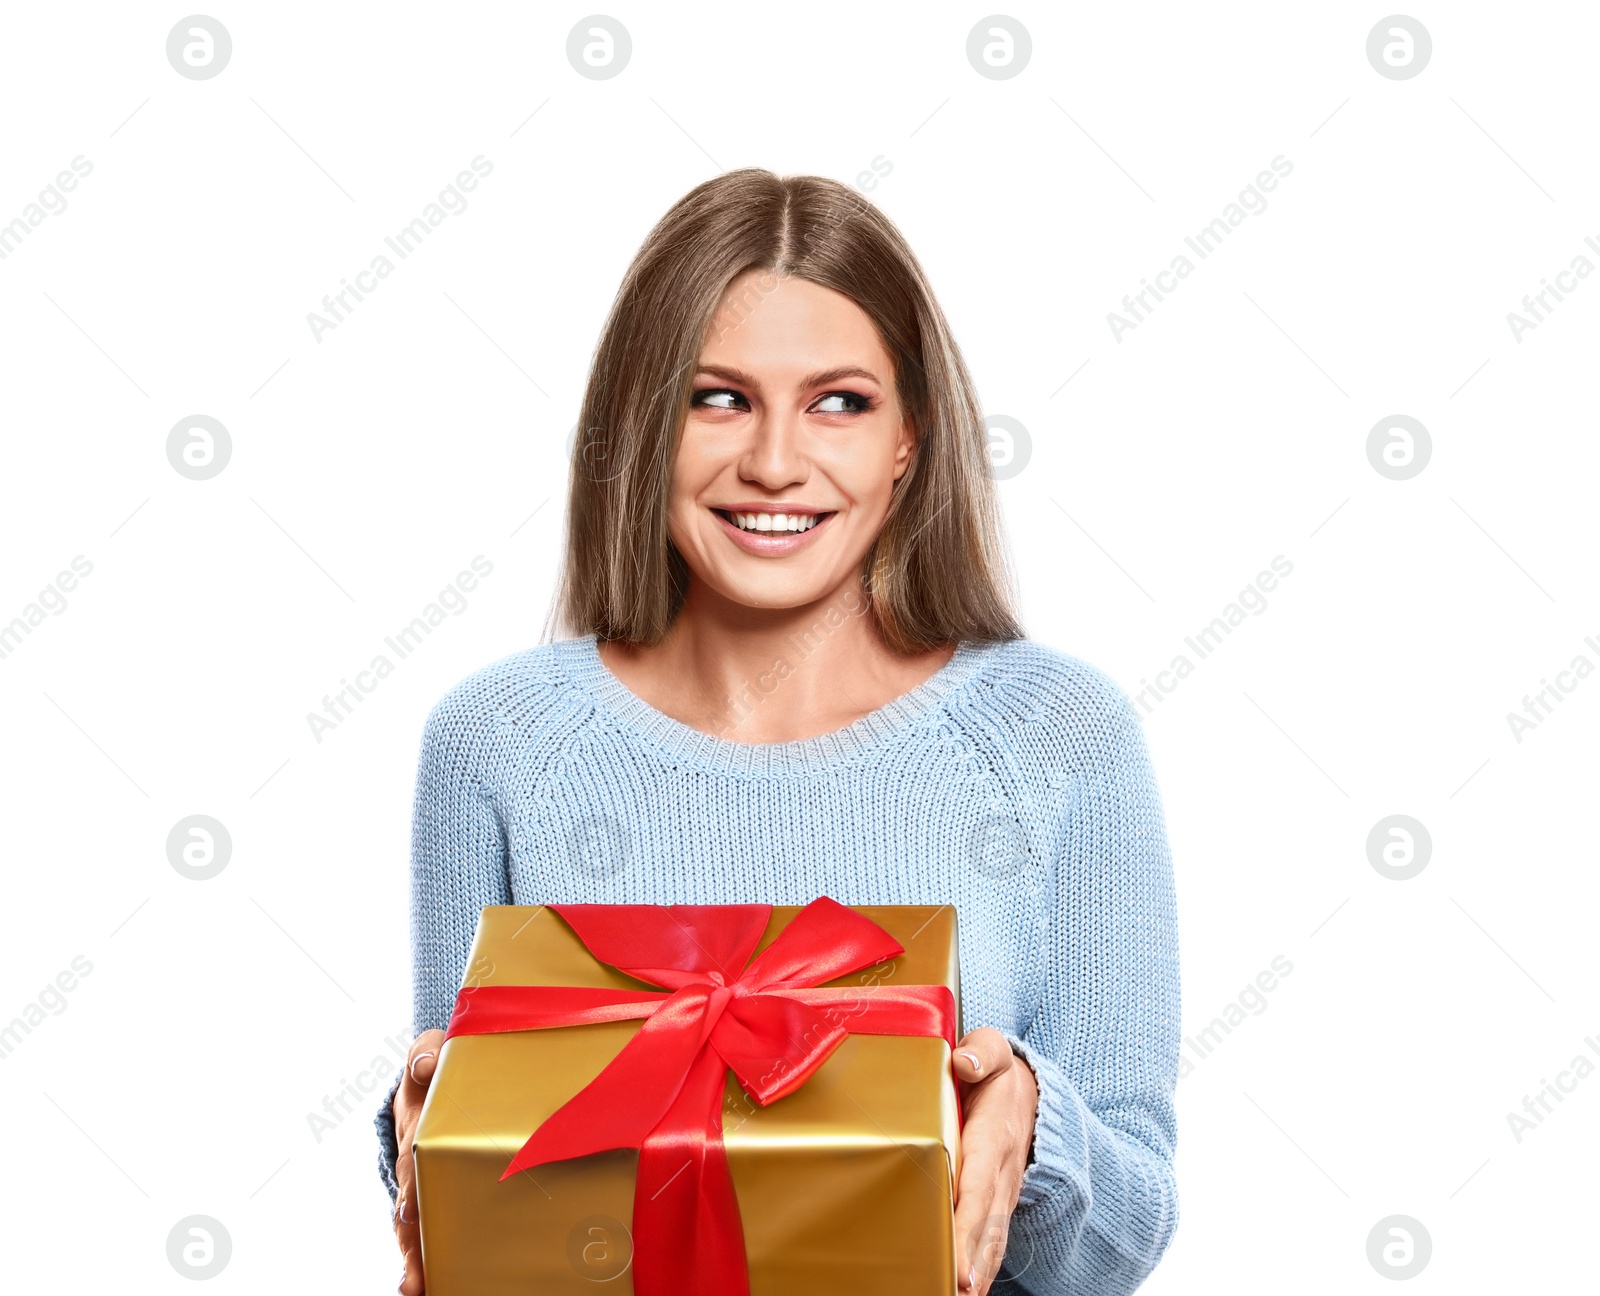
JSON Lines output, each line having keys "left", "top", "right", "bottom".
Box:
{"left": 959, "top": 1050, "right": 982, "bottom": 1073}
{"left": 968, "top": 1263, "right": 976, "bottom": 1288}
{"left": 409, "top": 1051, "right": 435, "bottom": 1081}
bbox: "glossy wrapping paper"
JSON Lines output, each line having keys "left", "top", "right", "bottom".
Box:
{"left": 413, "top": 902, "right": 965, "bottom": 1294}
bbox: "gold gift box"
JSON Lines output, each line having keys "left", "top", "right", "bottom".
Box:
{"left": 414, "top": 903, "right": 965, "bottom": 1294}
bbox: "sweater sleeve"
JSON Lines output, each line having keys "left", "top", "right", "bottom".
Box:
{"left": 375, "top": 688, "right": 513, "bottom": 1203}
{"left": 993, "top": 672, "right": 1181, "bottom": 1294}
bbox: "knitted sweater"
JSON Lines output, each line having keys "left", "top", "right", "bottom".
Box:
{"left": 374, "top": 633, "right": 1180, "bottom": 1295}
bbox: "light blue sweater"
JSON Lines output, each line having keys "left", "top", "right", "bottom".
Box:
{"left": 375, "top": 634, "right": 1180, "bottom": 1295}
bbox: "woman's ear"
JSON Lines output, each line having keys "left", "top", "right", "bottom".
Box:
{"left": 892, "top": 415, "right": 916, "bottom": 481}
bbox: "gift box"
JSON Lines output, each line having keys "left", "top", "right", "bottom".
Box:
{"left": 412, "top": 896, "right": 965, "bottom": 1295}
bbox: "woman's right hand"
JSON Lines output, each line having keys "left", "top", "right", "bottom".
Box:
{"left": 394, "top": 1029, "right": 446, "bottom": 1295}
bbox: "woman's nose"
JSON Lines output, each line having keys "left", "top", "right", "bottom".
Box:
{"left": 740, "top": 409, "right": 808, "bottom": 488}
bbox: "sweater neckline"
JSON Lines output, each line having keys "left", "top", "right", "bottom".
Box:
{"left": 553, "top": 633, "right": 992, "bottom": 774}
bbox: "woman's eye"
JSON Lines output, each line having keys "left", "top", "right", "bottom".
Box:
{"left": 692, "top": 388, "right": 747, "bottom": 410}
{"left": 813, "top": 391, "right": 870, "bottom": 414}
{"left": 691, "top": 388, "right": 872, "bottom": 414}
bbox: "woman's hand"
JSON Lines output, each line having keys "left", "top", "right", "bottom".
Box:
{"left": 394, "top": 1029, "right": 446, "bottom": 1295}
{"left": 951, "top": 1027, "right": 1039, "bottom": 1295}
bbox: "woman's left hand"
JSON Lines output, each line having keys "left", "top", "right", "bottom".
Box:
{"left": 951, "top": 1026, "right": 1039, "bottom": 1294}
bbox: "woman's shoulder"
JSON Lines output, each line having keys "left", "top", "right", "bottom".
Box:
{"left": 421, "top": 639, "right": 589, "bottom": 740}
{"left": 955, "top": 636, "right": 1148, "bottom": 759}
{"left": 966, "top": 636, "right": 1140, "bottom": 718}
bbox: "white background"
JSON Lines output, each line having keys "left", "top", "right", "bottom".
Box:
{"left": 1, "top": 2, "right": 1594, "bottom": 1291}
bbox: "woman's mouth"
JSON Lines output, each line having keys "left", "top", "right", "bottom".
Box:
{"left": 711, "top": 508, "right": 835, "bottom": 553}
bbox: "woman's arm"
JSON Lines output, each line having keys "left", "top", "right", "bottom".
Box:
{"left": 374, "top": 688, "right": 513, "bottom": 1202}
{"left": 997, "top": 671, "right": 1181, "bottom": 1295}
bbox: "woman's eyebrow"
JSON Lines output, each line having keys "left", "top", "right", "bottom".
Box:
{"left": 693, "top": 363, "right": 883, "bottom": 390}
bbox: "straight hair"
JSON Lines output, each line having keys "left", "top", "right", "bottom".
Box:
{"left": 556, "top": 167, "right": 1021, "bottom": 653}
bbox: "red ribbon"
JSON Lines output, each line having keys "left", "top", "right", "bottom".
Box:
{"left": 442, "top": 895, "right": 961, "bottom": 1296}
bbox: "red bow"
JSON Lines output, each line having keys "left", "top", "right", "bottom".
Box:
{"left": 443, "top": 895, "right": 960, "bottom": 1296}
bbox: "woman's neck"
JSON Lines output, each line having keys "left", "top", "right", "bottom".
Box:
{"left": 596, "top": 580, "right": 955, "bottom": 743}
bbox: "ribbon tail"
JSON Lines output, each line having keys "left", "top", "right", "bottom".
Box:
{"left": 634, "top": 1044, "right": 749, "bottom": 1296}
{"left": 499, "top": 986, "right": 712, "bottom": 1180}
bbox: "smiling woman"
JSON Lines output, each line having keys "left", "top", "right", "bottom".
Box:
{"left": 560, "top": 171, "right": 1015, "bottom": 659}
{"left": 379, "top": 167, "right": 1182, "bottom": 1296}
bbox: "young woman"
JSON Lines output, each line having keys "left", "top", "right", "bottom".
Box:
{"left": 377, "top": 168, "right": 1180, "bottom": 1295}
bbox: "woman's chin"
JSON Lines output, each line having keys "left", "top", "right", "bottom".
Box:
{"left": 703, "top": 570, "right": 854, "bottom": 616}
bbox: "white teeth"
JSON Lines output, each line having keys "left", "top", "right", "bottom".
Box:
{"left": 728, "top": 511, "right": 820, "bottom": 533}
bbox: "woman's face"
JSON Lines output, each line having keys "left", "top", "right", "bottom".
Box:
{"left": 667, "top": 267, "right": 915, "bottom": 613}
